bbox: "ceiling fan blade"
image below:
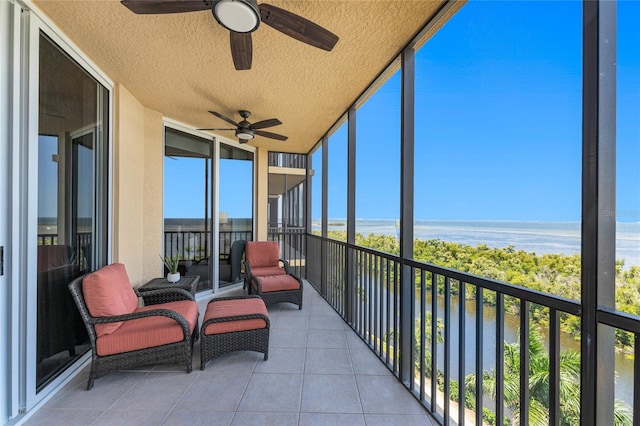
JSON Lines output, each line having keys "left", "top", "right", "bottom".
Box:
{"left": 230, "top": 31, "right": 252, "bottom": 71}
{"left": 259, "top": 4, "right": 339, "bottom": 51}
{"left": 250, "top": 118, "right": 282, "bottom": 130}
{"left": 121, "top": 0, "right": 212, "bottom": 14}
{"left": 255, "top": 130, "right": 288, "bottom": 141}
{"left": 208, "top": 110, "right": 239, "bottom": 126}
{"left": 196, "top": 128, "right": 235, "bottom": 131}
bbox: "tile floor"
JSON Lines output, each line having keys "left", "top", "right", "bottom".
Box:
{"left": 24, "top": 282, "right": 437, "bottom": 426}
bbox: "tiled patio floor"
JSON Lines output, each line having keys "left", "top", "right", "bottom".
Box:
{"left": 24, "top": 282, "right": 437, "bottom": 426}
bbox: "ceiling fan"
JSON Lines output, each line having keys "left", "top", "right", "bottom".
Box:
{"left": 120, "top": 0, "right": 339, "bottom": 70}
{"left": 198, "top": 110, "right": 288, "bottom": 142}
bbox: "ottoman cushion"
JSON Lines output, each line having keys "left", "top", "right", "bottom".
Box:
{"left": 253, "top": 275, "right": 300, "bottom": 292}
{"left": 203, "top": 298, "right": 268, "bottom": 335}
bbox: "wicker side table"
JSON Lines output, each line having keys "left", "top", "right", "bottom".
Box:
{"left": 137, "top": 275, "right": 199, "bottom": 305}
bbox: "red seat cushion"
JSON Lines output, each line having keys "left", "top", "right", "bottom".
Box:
{"left": 251, "top": 266, "right": 286, "bottom": 277}
{"left": 203, "top": 298, "right": 268, "bottom": 335}
{"left": 245, "top": 241, "right": 280, "bottom": 268}
{"left": 82, "top": 263, "right": 138, "bottom": 337}
{"left": 253, "top": 275, "right": 300, "bottom": 293}
{"left": 95, "top": 300, "right": 198, "bottom": 356}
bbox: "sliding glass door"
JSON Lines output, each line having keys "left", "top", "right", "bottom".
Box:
{"left": 36, "top": 33, "right": 109, "bottom": 391}
{"left": 163, "top": 131, "right": 254, "bottom": 291}
{"left": 218, "top": 144, "right": 253, "bottom": 287}
{"left": 164, "top": 128, "right": 213, "bottom": 291}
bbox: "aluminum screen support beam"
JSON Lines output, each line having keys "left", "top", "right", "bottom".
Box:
{"left": 321, "top": 136, "right": 328, "bottom": 295}
{"left": 321, "top": 136, "right": 328, "bottom": 239}
{"left": 305, "top": 150, "right": 313, "bottom": 235}
{"left": 345, "top": 108, "right": 356, "bottom": 324}
{"left": 581, "top": 1, "right": 616, "bottom": 424}
{"left": 399, "top": 46, "right": 415, "bottom": 386}
{"left": 347, "top": 108, "right": 356, "bottom": 246}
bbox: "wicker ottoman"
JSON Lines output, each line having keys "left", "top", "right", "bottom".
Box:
{"left": 249, "top": 274, "right": 303, "bottom": 309}
{"left": 200, "top": 295, "right": 270, "bottom": 370}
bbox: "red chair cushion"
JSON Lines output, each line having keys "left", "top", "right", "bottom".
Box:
{"left": 95, "top": 300, "right": 198, "bottom": 356}
{"left": 253, "top": 275, "right": 300, "bottom": 293}
{"left": 245, "top": 241, "right": 280, "bottom": 268}
{"left": 251, "top": 266, "right": 286, "bottom": 277}
{"left": 203, "top": 298, "right": 268, "bottom": 335}
{"left": 83, "top": 263, "right": 138, "bottom": 337}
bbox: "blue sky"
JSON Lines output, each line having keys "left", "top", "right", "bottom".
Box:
{"left": 164, "top": 157, "right": 253, "bottom": 219}
{"left": 40, "top": 1, "right": 637, "bottom": 224}
{"left": 317, "top": 0, "right": 639, "bottom": 223}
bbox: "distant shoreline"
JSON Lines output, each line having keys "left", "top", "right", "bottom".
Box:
{"left": 314, "top": 218, "right": 640, "bottom": 267}
{"left": 36, "top": 217, "right": 639, "bottom": 266}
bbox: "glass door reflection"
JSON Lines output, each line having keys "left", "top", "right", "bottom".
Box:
{"left": 218, "top": 144, "right": 253, "bottom": 287}
{"left": 36, "top": 34, "right": 109, "bottom": 391}
{"left": 164, "top": 128, "right": 213, "bottom": 291}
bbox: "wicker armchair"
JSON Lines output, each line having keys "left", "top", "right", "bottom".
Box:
{"left": 244, "top": 241, "right": 302, "bottom": 309}
{"left": 243, "top": 241, "right": 289, "bottom": 290}
{"left": 68, "top": 263, "right": 199, "bottom": 390}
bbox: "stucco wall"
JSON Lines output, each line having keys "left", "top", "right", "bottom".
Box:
{"left": 113, "top": 85, "right": 166, "bottom": 285}
{"left": 142, "top": 109, "right": 163, "bottom": 282}
{"left": 256, "top": 147, "right": 268, "bottom": 241}
{"left": 114, "top": 85, "right": 267, "bottom": 284}
{"left": 113, "top": 84, "right": 145, "bottom": 284}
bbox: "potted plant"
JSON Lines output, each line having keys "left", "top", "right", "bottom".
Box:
{"left": 161, "top": 255, "right": 181, "bottom": 283}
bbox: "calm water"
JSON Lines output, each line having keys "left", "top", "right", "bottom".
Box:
{"left": 315, "top": 219, "right": 640, "bottom": 267}
{"left": 426, "top": 294, "right": 635, "bottom": 408}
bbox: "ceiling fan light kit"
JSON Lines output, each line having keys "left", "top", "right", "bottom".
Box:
{"left": 197, "top": 110, "right": 288, "bottom": 143}
{"left": 213, "top": 0, "right": 260, "bottom": 33}
{"left": 121, "top": 0, "right": 339, "bottom": 70}
{"left": 236, "top": 127, "right": 255, "bottom": 140}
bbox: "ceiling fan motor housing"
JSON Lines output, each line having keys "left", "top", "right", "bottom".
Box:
{"left": 212, "top": 0, "right": 261, "bottom": 33}
{"left": 203, "top": 109, "right": 288, "bottom": 142}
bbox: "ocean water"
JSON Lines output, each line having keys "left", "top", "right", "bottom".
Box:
{"left": 314, "top": 219, "right": 640, "bottom": 267}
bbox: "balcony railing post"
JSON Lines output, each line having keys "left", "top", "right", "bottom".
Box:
{"left": 399, "top": 263, "right": 413, "bottom": 386}
{"left": 444, "top": 277, "right": 451, "bottom": 423}
{"left": 345, "top": 246, "right": 354, "bottom": 324}
{"left": 458, "top": 281, "right": 466, "bottom": 426}
{"left": 496, "top": 293, "right": 504, "bottom": 426}
{"left": 430, "top": 272, "right": 438, "bottom": 410}
{"left": 635, "top": 335, "right": 639, "bottom": 426}
{"left": 475, "top": 287, "right": 484, "bottom": 426}
{"left": 519, "top": 300, "right": 530, "bottom": 426}
{"left": 550, "top": 308, "right": 560, "bottom": 425}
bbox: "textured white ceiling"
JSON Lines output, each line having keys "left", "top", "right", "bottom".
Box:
{"left": 34, "top": 0, "right": 449, "bottom": 153}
